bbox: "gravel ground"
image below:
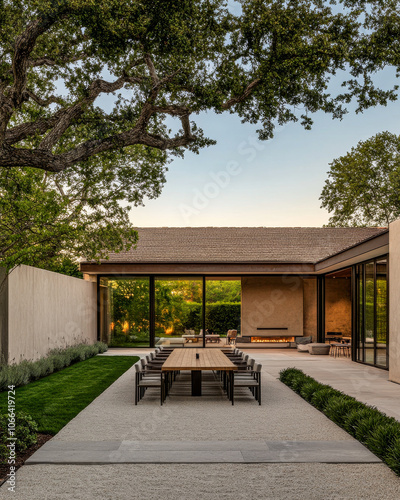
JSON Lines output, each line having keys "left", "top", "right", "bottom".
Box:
{"left": 2, "top": 463, "right": 400, "bottom": 500}
{"left": 1, "top": 350, "right": 400, "bottom": 499}
{"left": 50, "top": 365, "right": 353, "bottom": 442}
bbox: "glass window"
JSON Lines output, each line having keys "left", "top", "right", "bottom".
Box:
{"left": 155, "top": 278, "right": 203, "bottom": 342}
{"left": 364, "top": 262, "right": 375, "bottom": 365}
{"left": 100, "top": 277, "right": 150, "bottom": 347}
{"left": 353, "top": 257, "right": 388, "bottom": 369}
{"left": 376, "top": 259, "right": 388, "bottom": 368}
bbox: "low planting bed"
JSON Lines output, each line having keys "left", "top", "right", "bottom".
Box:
{"left": 0, "top": 342, "right": 109, "bottom": 391}
{"left": 279, "top": 368, "right": 400, "bottom": 476}
{"left": 0, "top": 355, "right": 138, "bottom": 481}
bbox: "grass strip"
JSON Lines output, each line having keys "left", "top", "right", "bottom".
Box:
{"left": 279, "top": 367, "right": 400, "bottom": 476}
{"left": 0, "top": 356, "right": 138, "bottom": 435}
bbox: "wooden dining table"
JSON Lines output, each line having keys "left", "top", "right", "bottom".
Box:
{"left": 161, "top": 348, "right": 237, "bottom": 397}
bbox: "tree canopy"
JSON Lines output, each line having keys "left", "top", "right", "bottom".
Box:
{"left": 320, "top": 131, "right": 400, "bottom": 227}
{"left": 1, "top": 0, "right": 399, "bottom": 173}
{"left": 1, "top": 0, "right": 400, "bottom": 268}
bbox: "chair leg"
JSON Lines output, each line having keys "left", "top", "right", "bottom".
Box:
{"left": 231, "top": 372, "right": 234, "bottom": 405}
{"left": 135, "top": 373, "right": 138, "bottom": 405}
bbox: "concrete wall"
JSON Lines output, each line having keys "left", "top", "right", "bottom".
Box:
{"left": 325, "top": 278, "right": 352, "bottom": 337}
{"left": 389, "top": 219, "right": 400, "bottom": 383}
{"left": 3, "top": 265, "right": 97, "bottom": 364}
{"left": 303, "top": 278, "right": 317, "bottom": 341}
{"left": 0, "top": 268, "right": 8, "bottom": 363}
{"left": 241, "top": 276, "right": 303, "bottom": 337}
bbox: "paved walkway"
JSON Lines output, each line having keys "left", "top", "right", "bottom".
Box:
{"left": 2, "top": 349, "right": 400, "bottom": 500}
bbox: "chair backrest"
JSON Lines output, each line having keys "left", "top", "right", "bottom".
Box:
{"left": 248, "top": 358, "right": 255, "bottom": 368}
{"left": 149, "top": 352, "right": 155, "bottom": 360}
{"left": 254, "top": 363, "right": 262, "bottom": 372}
{"left": 145, "top": 355, "right": 151, "bottom": 363}
{"left": 243, "top": 354, "right": 249, "bottom": 362}
{"left": 230, "top": 330, "right": 237, "bottom": 339}
{"left": 134, "top": 363, "right": 141, "bottom": 373}
{"left": 140, "top": 358, "right": 147, "bottom": 368}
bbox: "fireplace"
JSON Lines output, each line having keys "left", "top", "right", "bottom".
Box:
{"left": 251, "top": 336, "right": 295, "bottom": 343}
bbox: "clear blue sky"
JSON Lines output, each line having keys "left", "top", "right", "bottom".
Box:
{"left": 130, "top": 67, "right": 400, "bottom": 228}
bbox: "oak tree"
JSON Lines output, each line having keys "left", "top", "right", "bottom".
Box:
{"left": 0, "top": 0, "right": 399, "bottom": 268}
{"left": 320, "top": 132, "right": 400, "bottom": 226}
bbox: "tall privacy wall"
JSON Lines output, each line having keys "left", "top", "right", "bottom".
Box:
{"left": 0, "top": 265, "right": 97, "bottom": 364}
{"left": 389, "top": 219, "right": 400, "bottom": 384}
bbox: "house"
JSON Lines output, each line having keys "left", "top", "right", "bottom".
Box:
{"left": 80, "top": 221, "right": 400, "bottom": 384}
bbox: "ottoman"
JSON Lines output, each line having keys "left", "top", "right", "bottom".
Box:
{"left": 308, "top": 343, "right": 331, "bottom": 355}
{"left": 297, "top": 343, "right": 311, "bottom": 352}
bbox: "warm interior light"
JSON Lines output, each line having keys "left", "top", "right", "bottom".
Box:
{"left": 250, "top": 337, "right": 295, "bottom": 343}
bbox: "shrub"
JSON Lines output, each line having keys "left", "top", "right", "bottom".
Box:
{"left": 366, "top": 422, "right": 400, "bottom": 458}
{"left": 279, "top": 367, "right": 302, "bottom": 386}
{"left": 290, "top": 373, "right": 313, "bottom": 394}
{"left": 354, "top": 412, "right": 388, "bottom": 443}
{"left": 0, "top": 342, "right": 108, "bottom": 392}
{"left": 300, "top": 380, "right": 324, "bottom": 402}
{"left": 323, "top": 395, "right": 363, "bottom": 426}
{"left": 343, "top": 408, "right": 373, "bottom": 437}
{"left": 279, "top": 367, "right": 400, "bottom": 477}
{"left": 0, "top": 412, "right": 38, "bottom": 464}
{"left": 311, "top": 387, "right": 341, "bottom": 411}
{"left": 385, "top": 438, "right": 400, "bottom": 475}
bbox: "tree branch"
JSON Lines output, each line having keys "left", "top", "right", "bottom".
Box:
{"left": 221, "top": 78, "right": 262, "bottom": 109}
{"left": 24, "top": 89, "right": 63, "bottom": 106}
{"left": 0, "top": 14, "right": 62, "bottom": 145}
{"left": 28, "top": 52, "right": 87, "bottom": 67}
{"left": 38, "top": 74, "right": 143, "bottom": 151}
{"left": 144, "top": 53, "right": 160, "bottom": 86}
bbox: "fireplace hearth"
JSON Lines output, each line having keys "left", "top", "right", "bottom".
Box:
{"left": 251, "top": 336, "right": 295, "bottom": 343}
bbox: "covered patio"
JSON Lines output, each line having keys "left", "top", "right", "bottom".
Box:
{"left": 81, "top": 226, "right": 390, "bottom": 371}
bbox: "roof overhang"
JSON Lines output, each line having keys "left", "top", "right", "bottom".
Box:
{"left": 80, "top": 229, "right": 390, "bottom": 276}
{"left": 315, "top": 230, "right": 389, "bottom": 274}
{"left": 80, "top": 262, "right": 315, "bottom": 275}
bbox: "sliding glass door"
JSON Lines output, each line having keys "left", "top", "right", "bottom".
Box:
{"left": 355, "top": 257, "right": 388, "bottom": 369}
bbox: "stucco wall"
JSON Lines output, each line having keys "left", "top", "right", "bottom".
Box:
{"left": 6, "top": 265, "right": 97, "bottom": 363}
{"left": 389, "top": 219, "right": 400, "bottom": 383}
{"left": 303, "top": 278, "right": 317, "bottom": 341}
{"left": 325, "top": 278, "right": 352, "bottom": 337}
{"left": 241, "top": 276, "right": 303, "bottom": 337}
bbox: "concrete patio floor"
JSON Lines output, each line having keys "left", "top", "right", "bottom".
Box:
{"left": 2, "top": 349, "right": 400, "bottom": 499}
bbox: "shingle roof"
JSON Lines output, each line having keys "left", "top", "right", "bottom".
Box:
{"left": 85, "top": 227, "right": 388, "bottom": 265}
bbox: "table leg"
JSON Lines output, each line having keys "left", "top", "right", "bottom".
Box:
{"left": 191, "top": 370, "right": 202, "bottom": 396}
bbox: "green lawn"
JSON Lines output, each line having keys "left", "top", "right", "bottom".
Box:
{"left": 0, "top": 356, "right": 138, "bottom": 435}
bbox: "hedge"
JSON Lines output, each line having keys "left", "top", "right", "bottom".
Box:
{"left": 0, "top": 342, "right": 108, "bottom": 392}
{"left": 182, "top": 302, "right": 241, "bottom": 335}
{"left": 0, "top": 412, "right": 38, "bottom": 465}
{"left": 279, "top": 367, "right": 400, "bottom": 476}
